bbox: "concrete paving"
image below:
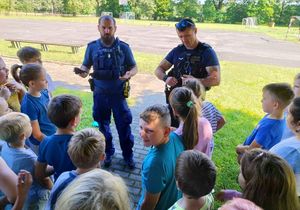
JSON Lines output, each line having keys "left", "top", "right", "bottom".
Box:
{"left": 1, "top": 18, "right": 300, "bottom": 67}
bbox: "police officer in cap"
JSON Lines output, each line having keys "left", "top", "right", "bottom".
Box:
{"left": 155, "top": 18, "right": 220, "bottom": 127}
{"left": 75, "top": 15, "right": 137, "bottom": 169}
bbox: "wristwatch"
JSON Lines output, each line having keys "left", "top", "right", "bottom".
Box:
{"left": 162, "top": 75, "right": 168, "bottom": 82}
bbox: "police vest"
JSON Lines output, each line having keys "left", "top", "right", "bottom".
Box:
{"left": 170, "top": 42, "right": 211, "bottom": 80}
{"left": 92, "top": 38, "right": 125, "bottom": 81}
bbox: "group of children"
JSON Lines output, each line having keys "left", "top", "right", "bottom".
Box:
{"left": 0, "top": 46, "right": 299, "bottom": 210}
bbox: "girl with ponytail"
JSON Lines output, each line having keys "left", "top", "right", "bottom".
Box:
{"left": 169, "top": 87, "right": 213, "bottom": 157}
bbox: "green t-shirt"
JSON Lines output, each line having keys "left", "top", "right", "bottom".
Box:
{"left": 168, "top": 193, "right": 214, "bottom": 210}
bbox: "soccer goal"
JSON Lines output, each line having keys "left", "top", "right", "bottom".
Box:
{"left": 101, "top": 12, "right": 113, "bottom": 17}
{"left": 242, "top": 17, "right": 257, "bottom": 28}
{"left": 119, "top": 12, "right": 135, "bottom": 20}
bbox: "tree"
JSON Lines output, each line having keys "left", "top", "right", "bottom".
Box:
{"left": 174, "top": 0, "right": 200, "bottom": 20}
{"left": 63, "top": 0, "right": 95, "bottom": 15}
{"left": 153, "top": 0, "right": 173, "bottom": 20}
{"left": 98, "top": 0, "right": 120, "bottom": 17}
{"left": 14, "top": 0, "right": 36, "bottom": 12}
{"left": 0, "top": 0, "right": 11, "bottom": 11}
{"left": 129, "top": 0, "right": 155, "bottom": 19}
{"left": 203, "top": 0, "right": 217, "bottom": 22}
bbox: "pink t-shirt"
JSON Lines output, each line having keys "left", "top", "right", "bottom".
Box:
{"left": 175, "top": 117, "right": 213, "bottom": 157}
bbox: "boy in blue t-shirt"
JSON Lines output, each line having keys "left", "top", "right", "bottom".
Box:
{"left": 46, "top": 128, "right": 106, "bottom": 210}
{"left": 236, "top": 83, "right": 294, "bottom": 156}
{"left": 0, "top": 112, "right": 52, "bottom": 209}
{"left": 35, "top": 94, "right": 82, "bottom": 184}
{"left": 137, "top": 104, "right": 184, "bottom": 210}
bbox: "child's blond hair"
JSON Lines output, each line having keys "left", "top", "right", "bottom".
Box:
{"left": 68, "top": 128, "right": 105, "bottom": 169}
{"left": 0, "top": 112, "right": 31, "bottom": 144}
{"left": 55, "top": 169, "right": 130, "bottom": 210}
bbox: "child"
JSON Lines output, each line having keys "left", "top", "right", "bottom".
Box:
{"left": 0, "top": 57, "right": 26, "bottom": 112}
{"left": 0, "top": 112, "right": 51, "bottom": 209}
{"left": 236, "top": 83, "right": 294, "bottom": 154}
{"left": 35, "top": 94, "right": 82, "bottom": 183}
{"left": 0, "top": 158, "right": 33, "bottom": 210}
{"left": 281, "top": 73, "right": 300, "bottom": 140}
{"left": 270, "top": 97, "right": 300, "bottom": 195}
{"left": 169, "top": 150, "right": 216, "bottom": 210}
{"left": 138, "top": 104, "right": 184, "bottom": 210}
{"left": 0, "top": 97, "right": 11, "bottom": 154}
{"left": 11, "top": 63, "right": 56, "bottom": 154}
{"left": 217, "top": 149, "right": 300, "bottom": 210}
{"left": 55, "top": 169, "right": 130, "bottom": 210}
{"left": 46, "top": 128, "right": 106, "bottom": 210}
{"left": 169, "top": 87, "right": 213, "bottom": 157}
{"left": 13, "top": 46, "right": 55, "bottom": 93}
{"left": 184, "top": 78, "right": 225, "bottom": 133}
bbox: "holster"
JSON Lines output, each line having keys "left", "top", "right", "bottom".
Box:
{"left": 88, "top": 77, "right": 95, "bottom": 91}
{"left": 123, "top": 80, "right": 130, "bottom": 98}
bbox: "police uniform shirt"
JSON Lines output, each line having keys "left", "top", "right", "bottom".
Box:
{"left": 165, "top": 43, "right": 219, "bottom": 79}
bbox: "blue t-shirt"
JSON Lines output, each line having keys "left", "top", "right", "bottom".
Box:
{"left": 137, "top": 132, "right": 184, "bottom": 210}
{"left": 1, "top": 143, "right": 50, "bottom": 204}
{"left": 281, "top": 111, "right": 294, "bottom": 140}
{"left": 21, "top": 89, "right": 56, "bottom": 145}
{"left": 37, "top": 134, "right": 75, "bottom": 180}
{"left": 165, "top": 43, "right": 219, "bottom": 79}
{"left": 83, "top": 38, "right": 136, "bottom": 93}
{"left": 270, "top": 136, "right": 300, "bottom": 195}
{"left": 243, "top": 115, "right": 285, "bottom": 150}
{"left": 46, "top": 170, "right": 78, "bottom": 210}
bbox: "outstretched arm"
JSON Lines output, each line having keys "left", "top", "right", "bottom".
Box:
{"left": 0, "top": 157, "right": 17, "bottom": 204}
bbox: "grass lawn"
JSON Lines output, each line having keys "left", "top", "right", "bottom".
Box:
{"left": 0, "top": 39, "right": 163, "bottom": 74}
{"left": 52, "top": 61, "right": 299, "bottom": 209}
{"left": 1, "top": 14, "right": 300, "bottom": 43}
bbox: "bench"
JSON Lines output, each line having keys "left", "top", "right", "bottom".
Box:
{"left": 5, "top": 39, "right": 84, "bottom": 54}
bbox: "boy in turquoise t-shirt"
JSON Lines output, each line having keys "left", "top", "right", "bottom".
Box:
{"left": 137, "top": 104, "right": 184, "bottom": 210}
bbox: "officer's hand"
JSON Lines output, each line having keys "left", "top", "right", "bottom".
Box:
{"left": 79, "top": 72, "right": 88, "bottom": 78}
{"left": 119, "top": 71, "right": 131, "bottom": 81}
{"left": 165, "top": 77, "right": 178, "bottom": 87}
{"left": 74, "top": 67, "right": 88, "bottom": 78}
{"left": 181, "top": 74, "right": 194, "bottom": 85}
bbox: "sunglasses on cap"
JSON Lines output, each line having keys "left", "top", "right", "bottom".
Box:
{"left": 175, "top": 19, "right": 195, "bottom": 31}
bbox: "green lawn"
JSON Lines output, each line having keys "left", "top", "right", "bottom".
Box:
{"left": 52, "top": 61, "right": 299, "bottom": 209}
{"left": 0, "top": 39, "right": 163, "bottom": 74}
{"left": 1, "top": 14, "right": 300, "bottom": 42}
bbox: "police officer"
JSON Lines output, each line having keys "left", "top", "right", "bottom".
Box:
{"left": 76, "top": 15, "right": 138, "bottom": 169}
{"left": 155, "top": 18, "right": 220, "bottom": 127}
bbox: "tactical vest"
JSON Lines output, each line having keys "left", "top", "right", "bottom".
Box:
{"left": 92, "top": 38, "right": 125, "bottom": 80}
{"left": 168, "top": 42, "right": 211, "bottom": 82}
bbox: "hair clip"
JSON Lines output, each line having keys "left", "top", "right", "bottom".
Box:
{"left": 186, "top": 101, "right": 194, "bottom": 108}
